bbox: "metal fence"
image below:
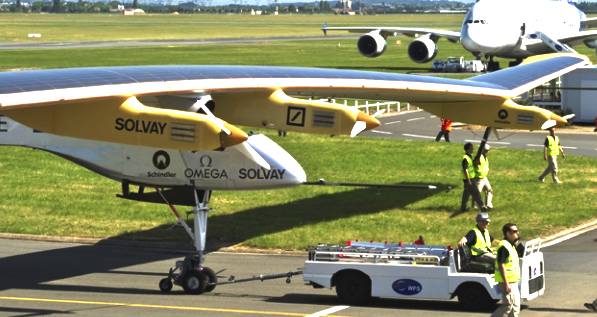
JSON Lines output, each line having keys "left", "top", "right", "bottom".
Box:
{"left": 313, "top": 98, "right": 418, "bottom": 115}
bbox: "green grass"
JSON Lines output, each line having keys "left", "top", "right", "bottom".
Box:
{"left": 0, "top": 132, "right": 595, "bottom": 249}
{"left": 0, "top": 13, "right": 463, "bottom": 42}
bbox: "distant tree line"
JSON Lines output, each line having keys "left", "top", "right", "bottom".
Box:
{"left": 0, "top": 0, "right": 469, "bottom": 14}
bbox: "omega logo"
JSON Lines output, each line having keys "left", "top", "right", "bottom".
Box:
{"left": 199, "top": 155, "right": 213, "bottom": 167}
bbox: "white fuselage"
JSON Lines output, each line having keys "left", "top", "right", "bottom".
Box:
{"left": 460, "top": 0, "right": 585, "bottom": 58}
{"left": 0, "top": 115, "right": 306, "bottom": 190}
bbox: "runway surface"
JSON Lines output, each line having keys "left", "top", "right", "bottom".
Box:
{"left": 0, "top": 35, "right": 351, "bottom": 50}
{"left": 0, "top": 229, "right": 595, "bottom": 317}
{"left": 364, "top": 110, "right": 597, "bottom": 157}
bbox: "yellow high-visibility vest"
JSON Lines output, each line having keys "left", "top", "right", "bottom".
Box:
{"left": 463, "top": 154, "right": 476, "bottom": 179}
{"left": 494, "top": 240, "right": 520, "bottom": 283}
{"left": 475, "top": 154, "right": 489, "bottom": 179}
{"left": 471, "top": 227, "right": 492, "bottom": 256}
{"left": 546, "top": 135, "right": 560, "bottom": 157}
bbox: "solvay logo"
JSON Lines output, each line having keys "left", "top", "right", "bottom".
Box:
{"left": 152, "top": 151, "right": 171, "bottom": 170}
{"left": 392, "top": 279, "right": 422, "bottom": 295}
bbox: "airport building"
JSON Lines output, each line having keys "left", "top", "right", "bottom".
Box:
{"left": 530, "top": 66, "right": 597, "bottom": 123}
{"left": 561, "top": 66, "right": 597, "bottom": 123}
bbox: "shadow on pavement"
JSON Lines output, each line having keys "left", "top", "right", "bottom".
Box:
{"left": 0, "top": 306, "right": 73, "bottom": 316}
{"left": 267, "top": 293, "right": 497, "bottom": 313}
{"left": 0, "top": 184, "right": 447, "bottom": 295}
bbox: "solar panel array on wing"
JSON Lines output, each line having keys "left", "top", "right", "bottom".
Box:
{"left": 0, "top": 65, "right": 501, "bottom": 95}
{"left": 468, "top": 55, "right": 583, "bottom": 91}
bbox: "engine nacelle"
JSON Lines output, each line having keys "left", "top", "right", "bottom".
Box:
{"left": 407, "top": 36, "right": 438, "bottom": 63}
{"left": 357, "top": 31, "right": 387, "bottom": 58}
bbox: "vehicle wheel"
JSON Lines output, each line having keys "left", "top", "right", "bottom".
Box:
{"left": 202, "top": 267, "right": 218, "bottom": 293}
{"left": 182, "top": 271, "right": 208, "bottom": 295}
{"left": 335, "top": 271, "right": 371, "bottom": 305}
{"left": 457, "top": 283, "right": 498, "bottom": 311}
{"left": 159, "top": 278, "right": 173, "bottom": 293}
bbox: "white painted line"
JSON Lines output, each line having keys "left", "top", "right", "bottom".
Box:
{"left": 385, "top": 120, "right": 402, "bottom": 125}
{"left": 371, "top": 130, "right": 392, "bottom": 135}
{"left": 526, "top": 144, "right": 544, "bottom": 147}
{"left": 543, "top": 221, "right": 597, "bottom": 248}
{"left": 464, "top": 139, "right": 511, "bottom": 145}
{"left": 562, "top": 146, "right": 577, "bottom": 150}
{"left": 429, "top": 115, "right": 437, "bottom": 118}
{"left": 403, "top": 133, "right": 436, "bottom": 139}
{"left": 306, "top": 306, "right": 350, "bottom": 317}
{"left": 407, "top": 117, "right": 425, "bottom": 122}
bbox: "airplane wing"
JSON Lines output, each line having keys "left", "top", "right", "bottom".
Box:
{"left": 322, "top": 26, "right": 461, "bottom": 42}
{"left": 581, "top": 17, "right": 597, "bottom": 29}
{"left": 0, "top": 53, "right": 587, "bottom": 151}
{"left": 556, "top": 30, "right": 597, "bottom": 46}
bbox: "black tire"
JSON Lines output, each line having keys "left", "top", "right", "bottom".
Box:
{"left": 159, "top": 278, "right": 173, "bottom": 293}
{"left": 457, "top": 283, "right": 498, "bottom": 311}
{"left": 335, "top": 271, "right": 371, "bottom": 305}
{"left": 182, "top": 271, "right": 208, "bottom": 295}
{"left": 202, "top": 267, "right": 218, "bottom": 293}
{"left": 487, "top": 61, "right": 500, "bottom": 72}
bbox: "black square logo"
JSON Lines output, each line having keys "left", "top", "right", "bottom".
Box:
{"left": 287, "top": 106, "right": 306, "bottom": 127}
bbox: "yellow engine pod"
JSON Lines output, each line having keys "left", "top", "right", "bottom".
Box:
{"left": 419, "top": 99, "right": 567, "bottom": 130}
{"left": 0, "top": 96, "right": 247, "bottom": 150}
{"left": 212, "top": 89, "right": 379, "bottom": 136}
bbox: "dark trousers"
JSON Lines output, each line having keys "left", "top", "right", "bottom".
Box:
{"left": 461, "top": 180, "right": 485, "bottom": 211}
{"left": 435, "top": 130, "right": 450, "bottom": 142}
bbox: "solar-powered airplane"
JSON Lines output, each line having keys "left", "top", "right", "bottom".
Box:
{"left": 323, "top": 0, "right": 597, "bottom": 71}
{"left": 0, "top": 53, "right": 587, "bottom": 294}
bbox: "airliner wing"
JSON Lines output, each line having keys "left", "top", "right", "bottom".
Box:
{"left": 0, "top": 53, "right": 588, "bottom": 150}
{"left": 323, "top": 26, "right": 461, "bottom": 42}
{"left": 556, "top": 30, "right": 597, "bottom": 46}
{"left": 581, "top": 17, "right": 597, "bottom": 29}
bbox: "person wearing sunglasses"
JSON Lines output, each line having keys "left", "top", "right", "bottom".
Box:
{"left": 492, "top": 223, "right": 521, "bottom": 317}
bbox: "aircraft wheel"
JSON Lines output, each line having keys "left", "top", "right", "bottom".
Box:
{"left": 182, "top": 271, "right": 208, "bottom": 295}
{"left": 202, "top": 267, "right": 218, "bottom": 293}
{"left": 159, "top": 278, "right": 173, "bottom": 293}
{"left": 487, "top": 61, "right": 500, "bottom": 72}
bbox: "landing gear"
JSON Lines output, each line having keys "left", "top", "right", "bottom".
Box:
{"left": 486, "top": 56, "right": 500, "bottom": 72}
{"left": 508, "top": 59, "right": 522, "bottom": 68}
{"left": 158, "top": 188, "right": 218, "bottom": 294}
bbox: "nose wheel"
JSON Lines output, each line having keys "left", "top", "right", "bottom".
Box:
{"left": 159, "top": 254, "right": 218, "bottom": 294}
{"left": 156, "top": 188, "right": 218, "bottom": 294}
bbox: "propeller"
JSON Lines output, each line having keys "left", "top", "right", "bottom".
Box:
{"left": 562, "top": 114, "right": 575, "bottom": 121}
{"left": 191, "top": 98, "right": 232, "bottom": 136}
{"left": 189, "top": 98, "right": 270, "bottom": 169}
{"left": 234, "top": 141, "right": 271, "bottom": 170}
{"left": 541, "top": 119, "right": 557, "bottom": 130}
{"left": 350, "top": 110, "right": 382, "bottom": 138}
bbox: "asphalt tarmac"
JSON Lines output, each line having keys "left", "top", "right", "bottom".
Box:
{"left": 364, "top": 110, "right": 597, "bottom": 157}
{"left": 0, "top": 35, "right": 351, "bottom": 50}
{"left": 0, "top": 228, "right": 595, "bottom": 317}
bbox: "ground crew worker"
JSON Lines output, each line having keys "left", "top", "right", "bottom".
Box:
{"left": 435, "top": 118, "right": 452, "bottom": 142}
{"left": 492, "top": 223, "right": 521, "bottom": 317}
{"left": 538, "top": 127, "right": 565, "bottom": 184}
{"left": 461, "top": 142, "right": 485, "bottom": 212}
{"left": 458, "top": 212, "right": 496, "bottom": 265}
{"left": 474, "top": 144, "right": 494, "bottom": 210}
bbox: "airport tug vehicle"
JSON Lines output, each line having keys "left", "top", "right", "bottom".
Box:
{"left": 303, "top": 239, "right": 545, "bottom": 309}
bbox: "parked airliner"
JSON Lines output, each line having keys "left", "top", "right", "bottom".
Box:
{"left": 323, "top": 0, "right": 597, "bottom": 70}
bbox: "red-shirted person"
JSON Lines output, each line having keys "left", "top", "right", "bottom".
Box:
{"left": 435, "top": 118, "right": 453, "bottom": 142}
